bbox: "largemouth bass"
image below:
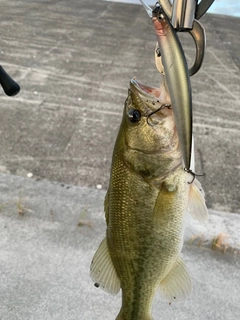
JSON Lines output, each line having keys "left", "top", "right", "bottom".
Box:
{"left": 90, "top": 78, "right": 208, "bottom": 320}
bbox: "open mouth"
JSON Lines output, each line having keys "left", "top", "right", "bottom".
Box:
{"left": 130, "top": 78, "right": 172, "bottom": 119}
{"left": 130, "top": 78, "right": 161, "bottom": 99}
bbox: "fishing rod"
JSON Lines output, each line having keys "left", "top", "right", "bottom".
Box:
{"left": 0, "top": 65, "right": 20, "bottom": 96}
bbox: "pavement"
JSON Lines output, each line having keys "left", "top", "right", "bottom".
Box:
{"left": 0, "top": 173, "right": 240, "bottom": 320}
{"left": 0, "top": 0, "right": 240, "bottom": 319}
{"left": 0, "top": 0, "right": 240, "bottom": 212}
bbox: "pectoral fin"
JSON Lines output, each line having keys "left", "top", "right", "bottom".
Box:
{"left": 90, "top": 237, "right": 120, "bottom": 295}
{"left": 159, "top": 257, "right": 192, "bottom": 302}
{"left": 188, "top": 178, "right": 208, "bottom": 223}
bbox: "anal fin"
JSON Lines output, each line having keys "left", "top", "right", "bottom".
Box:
{"left": 90, "top": 237, "right": 120, "bottom": 295}
{"left": 159, "top": 257, "right": 192, "bottom": 303}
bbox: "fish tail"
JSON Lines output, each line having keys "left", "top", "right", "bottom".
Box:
{"left": 115, "top": 312, "right": 123, "bottom": 320}
{"left": 115, "top": 310, "right": 125, "bottom": 320}
{"left": 116, "top": 310, "right": 152, "bottom": 320}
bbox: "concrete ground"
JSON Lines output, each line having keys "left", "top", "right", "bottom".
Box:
{"left": 0, "top": 0, "right": 240, "bottom": 212}
{"left": 0, "top": 0, "right": 240, "bottom": 319}
{"left": 0, "top": 174, "right": 240, "bottom": 320}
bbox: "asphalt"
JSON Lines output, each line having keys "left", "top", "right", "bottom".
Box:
{"left": 0, "top": 0, "right": 240, "bottom": 319}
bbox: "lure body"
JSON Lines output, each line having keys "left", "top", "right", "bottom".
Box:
{"left": 152, "top": 8, "right": 193, "bottom": 169}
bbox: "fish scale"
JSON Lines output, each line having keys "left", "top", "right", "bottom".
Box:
{"left": 90, "top": 79, "right": 208, "bottom": 320}
{"left": 108, "top": 156, "right": 187, "bottom": 320}
{"left": 108, "top": 92, "right": 187, "bottom": 318}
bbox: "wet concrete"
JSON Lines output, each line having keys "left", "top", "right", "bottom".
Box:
{"left": 0, "top": 2, "right": 239, "bottom": 209}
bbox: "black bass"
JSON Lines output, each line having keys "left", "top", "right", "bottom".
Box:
{"left": 90, "top": 78, "right": 208, "bottom": 320}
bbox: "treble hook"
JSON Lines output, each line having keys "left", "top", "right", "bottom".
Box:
{"left": 184, "top": 167, "right": 205, "bottom": 184}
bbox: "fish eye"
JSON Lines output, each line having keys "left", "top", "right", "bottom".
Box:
{"left": 128, "top": 109, "right": 141, "bottom": 123}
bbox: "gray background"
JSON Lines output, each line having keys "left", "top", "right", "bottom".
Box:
{"left": 0, "top": 1, "right": 240, "bottom": 319}
{"left": 0, "top": 174, "right": 240, "bottom": 320}
{"left": 0, "top": 0, "right": 240, "bottom": 212}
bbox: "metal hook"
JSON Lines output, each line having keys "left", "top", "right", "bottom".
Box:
{"left": 184, "top": 167, "right": 205, "bottom": 184}
{"left": 147, "top": 104, "right": 172, "bottom": 126}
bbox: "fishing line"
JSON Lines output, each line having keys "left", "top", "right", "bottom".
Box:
{"left": 147, "top": 104, "right": 172, "bottom": 126}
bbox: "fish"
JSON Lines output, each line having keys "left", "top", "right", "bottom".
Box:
{"left": 90, "top": 78, "right": 208, "bottom": 320}
{"left": 140, "top": 0, "right": 193, "bottom": 171}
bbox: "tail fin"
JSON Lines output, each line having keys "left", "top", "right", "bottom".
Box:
{"left": 115, "top": 310, "right": 152, "bottom": 320}
{"left": 115, "top": 310, "right": 124, "bottom": 320}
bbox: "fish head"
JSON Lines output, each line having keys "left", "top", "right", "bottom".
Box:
{"left": 124, "top": 78, "right": 178, "bottom": 153}
{"left": 118, "top": 79, "right": 182, "bottom": 180}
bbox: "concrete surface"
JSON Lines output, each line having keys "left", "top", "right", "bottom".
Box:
{"left": 0, "top": 1, "right": 240, "bottom": 319}
{"left": 0, "top": 0, "right": 239, "bottom": 212}
{"left": 0, "top": 173, "right": 240, "bottom": 320}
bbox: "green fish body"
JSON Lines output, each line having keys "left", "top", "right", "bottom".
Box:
{"left": 90, "top": 79, "right": 208, "bottom": 320}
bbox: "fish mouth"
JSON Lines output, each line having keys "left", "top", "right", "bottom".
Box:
{"left": 130, "top": 78, "right": 171, "bottom": 108}
{"left": 129, "top": 78, "right": 172, "bottom": 118}
{"left": 126, "top": 78, "right": 178, "bottom": 156}
{"left": 130, "top": 78, "right": 161, "bottom": 99}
